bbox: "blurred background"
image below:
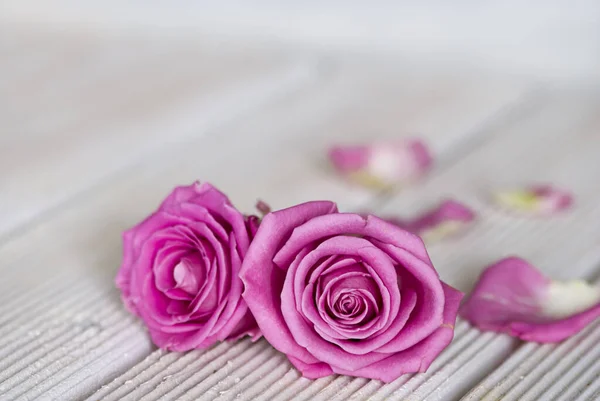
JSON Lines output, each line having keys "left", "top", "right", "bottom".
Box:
{"left": 2, "top": 1, "right": 600, "bottom": 78}
{"left": 1, "top": 2, "right": 600, "bottom": 400}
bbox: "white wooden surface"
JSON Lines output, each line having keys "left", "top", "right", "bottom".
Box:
{"left": 1, "top": 25, "right": 599, "bottom": 401}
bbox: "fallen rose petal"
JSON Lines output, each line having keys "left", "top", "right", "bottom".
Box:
{"left": 369, "top": 200, "right": 475, "bottom": 243}
{"left": 492, "top": 185, "right": 573, "bottom": 216}
{"left": 328, "top": 139, "right": 432, "bottom": 189}
{"left": 460, "top": 257, "right": 600, "bottom": 343}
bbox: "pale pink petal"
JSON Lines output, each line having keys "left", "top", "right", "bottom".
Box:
{"left": 378, "top": 199, "right": 476, "bottom": 242}
{"left": 460, "top": 257, "right": 600, "bottom": 342}
{"left": 492, "top": 185, "right": 573, "bottom": 216}
{"left": 407, "top": 200, "right": 475, "bottom": 242}
{"left": 328, "top": 139, "right": 432, "bottom": 188}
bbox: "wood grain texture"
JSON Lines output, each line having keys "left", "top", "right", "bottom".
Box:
{"left": 3, "top": 24, "right": 599, "bottom": 401}
{"left": 0, "top": 28, "right": 315, "bottom": 241}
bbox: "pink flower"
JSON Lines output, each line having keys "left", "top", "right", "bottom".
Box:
{"left": 240, "top": 201, "right": 462, "bottom": 382}
{"left": 460, "top": 257, "right": 600, "bottom": 343}
{"left": 116, "top": 182, "right": 260, "bottom": 351}
{"left": 492, "top": 185, "right": 573, "bottom": 216}
{"left": 382, "top": 199, "right": 476, "bottom": 243}
{"left": 328, "top": 139, "right": 432, "bottom": 188}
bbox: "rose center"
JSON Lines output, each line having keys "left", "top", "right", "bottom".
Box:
{"left": 334, "top": 293, "right": 363, "bottom": 317}
{"left": 173, "top": 256, "right": 203, "bottom": 295}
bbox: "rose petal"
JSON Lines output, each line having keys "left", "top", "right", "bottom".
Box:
{"left": 209, "top": 236, "right": 251, "bottom": 338}
{"left": 332, "top": 283, "right": 462, "bottom": 382}
{"left": 153, "top": 241, "right": 193, "bottom": 294}
{"left": 119, "top": 212, "right": 190, "bottom": 313}
{"left": 367, "top": 239, "right": 447, "bottom": 353}
{"left": 240, "top": 201, "right": 338, "bottom": 366}
{"left": 158, "top": 182, "right": 204, "bottom": 211}
{"left": 407, "top": 199, "right": 475, "bottom": 241}
{"left": 172, "top": 255, "right": 203, "bottom": 295}
{"left": 274, "top": 213, "right": 432, "bottom": 270}
{"left": 287, "top": 356, "right": 334, "bottom": 379}
{"left": 281, "top": 261, "right": 396, "bottom": 370}
{"left": 116, "top": 229, "right": 137, "bottom": 314}
{"left": 303, "top": 256, "right": 384, "bottom": 338}
{"left": 289, "top": 236, "right": 398, "bottom": 344}
{"left": 313, "top": 271, "right": 380, "bottom": 338}
{"left": 163, "top": 182, "right": 251, "bottom": 254}
{"left": 460, "top": 257, "right": 600, "bottom": 342}
{"left": 328, "top": 139, "right": 432, "bottom": 188}
{"left": 492, "top": 185, "right": 573, "bottom": 216}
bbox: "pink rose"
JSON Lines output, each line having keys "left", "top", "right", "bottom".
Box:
{"left": 116, "top": 182, "right": 260, "bottom": 351}
{"left": 240, "top": 201, "right": 462, "bottom": 382}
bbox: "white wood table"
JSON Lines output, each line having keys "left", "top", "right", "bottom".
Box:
{"left": 1, "top": 25, "right": 599, "bottom": 401}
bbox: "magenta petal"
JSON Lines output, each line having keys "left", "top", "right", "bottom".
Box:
{"left": 287, "top": 356, "right": 334, "bottom": 379}
{"left": 226, "top": 310, "right": 261, "bottom": 341}
{"left": 333, "top": 283, "right": 462, "bottom": 382}
{"left": 274, "top": 213, "right": 432, "bottom": 269}
{"left": 209, "top": 236, "right": 250, "bottom": 337}
{"left": 460, "top": 257, "right": 600, "bottom": 343}
{"left": 281, "top": 264, "right": 394, "bottom": 370}
{"left": 328, "top": 144, "right": 370, "bottom": 173}
{"left": 240, "top": 201, "right": 338, "bottom": 365}
{"left": 116, "top": 229, "right": 137, "bottom": 314}
{"left": 289, "top": 237, "right": 401, "bottom": 345}
{"left": 509, "top": 303, "right": 600, "bottom": 343}
{"left": 404, "top": 199, "right": 476, "bottom": 241}
{"left": 328, "top": 139, "right": 432, "bottom": 187}
{"left": 158, "top": 182, "right": 204, "bottom": 211}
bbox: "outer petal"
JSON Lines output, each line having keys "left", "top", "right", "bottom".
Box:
{"left": 460, "top": 257, "right": 600, "bottom": 343}
{"left": 158, "top": 182, "right": 203, "bottom": 211}
{"left": 240, "top": 201, "right": 338, "bottom": 365}
{"left": 287, "top": 356, "right": 334, "bottom": 379}
{"left": 115, "top": 229, "right": 138, "bottom": 314}
{"left": 274, "top": 213, "right": 431, "bottom": 268}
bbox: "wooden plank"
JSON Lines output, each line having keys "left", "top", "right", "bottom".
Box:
{"left": 462, "top": 306, "right": 600, "bottom": 401}
{"left": 0, "top": 28, "right": 315, "bottom": 240}
{"left": 309, "top": 91, "right": 600, "bottom": 401}
{"left": 0, "top": 36, "right": 533, "bottom": 399}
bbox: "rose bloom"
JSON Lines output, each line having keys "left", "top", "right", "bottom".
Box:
{"left": 240, "top": 201, "right": 462, "bottom": 382}
{"left": 116, "top": 182, "right": 260, "bottom": 351}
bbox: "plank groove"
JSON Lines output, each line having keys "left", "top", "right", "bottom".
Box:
{"left": 0, "top": 24, "right": 563, "bottom": 401}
